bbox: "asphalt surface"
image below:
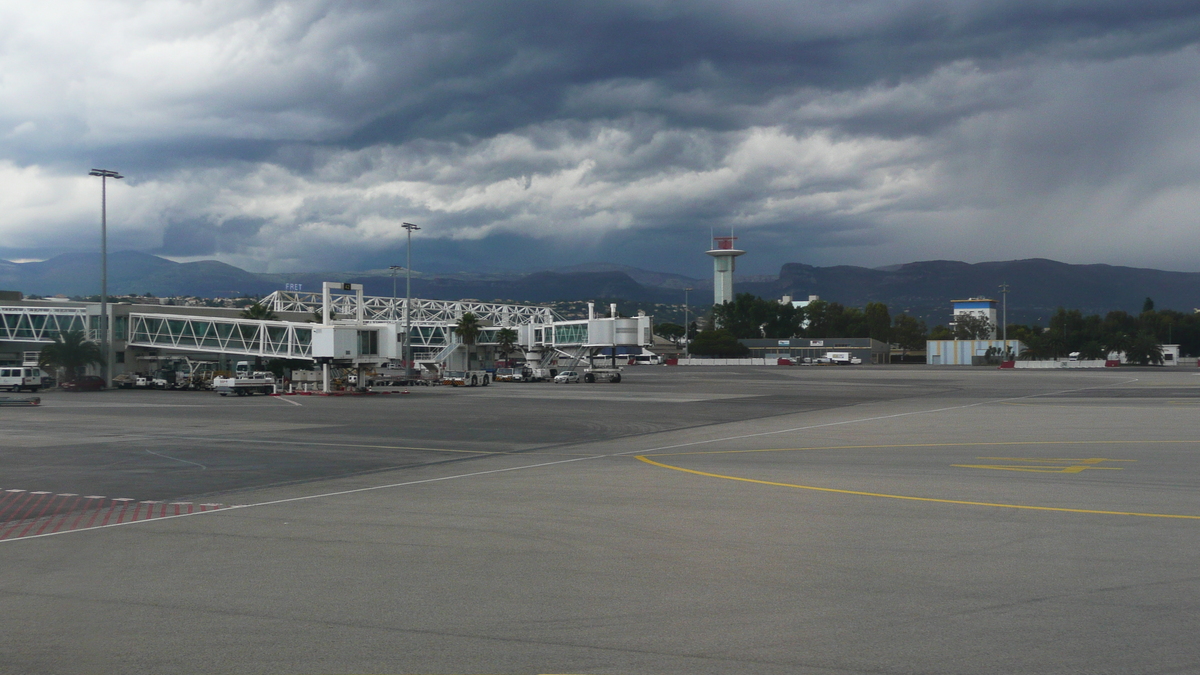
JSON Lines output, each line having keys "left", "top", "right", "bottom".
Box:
{"left": 2, "top": 365, "right": 1199, "bottom": 674}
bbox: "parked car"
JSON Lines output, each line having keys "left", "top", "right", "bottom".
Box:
{"left": 61, "top": 375, "right": 106, "bottom": 392}
{"left": 553, "top": 371, "right": 580, "bottom": 384}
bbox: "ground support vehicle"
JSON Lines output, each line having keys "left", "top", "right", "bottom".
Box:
{"left": 441, "top": 370, "right": 489, "bottom": 387}
{"left": 0, "top": 366, "right": 43, "bottom": 392}
{"left": 495, "top": 367, "right": 535, "bottom": 382}
{"left": 213, "top": 374, "right": 277, "bottom": 396}
{"left": 113, "top": 372, "right": 138, "bottom": 388}
{"left": 583, "top": 367, "right": 622, "bottom": 383}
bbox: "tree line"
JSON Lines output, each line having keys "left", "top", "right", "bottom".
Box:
{"left": 656, "top": 294, "right": 1192, "bottom": 363}
{"left": 655, "top": 293, "right": 929, "bottom": 357}
{"left": 1000, "top": 300, "right": 1188, "bottom": 364}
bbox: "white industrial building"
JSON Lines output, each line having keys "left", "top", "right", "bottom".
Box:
{"left": 951, "top": 298, "right": 998, "bottom": 339}
{"left": 927, "top": 339, "right": 1023, "bottom": 365}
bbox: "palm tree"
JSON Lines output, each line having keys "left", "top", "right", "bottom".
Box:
{"left": 454, "top": 313, "right": 481, "bottom": 370}
{"left": 495, "top": 327, "right": 518, "bottom": 362}
{"left": 39, "top": 330, "right": 102, "bottom": 382}
{"left": 239, "top": 302, "right": 279, "bottom": 321}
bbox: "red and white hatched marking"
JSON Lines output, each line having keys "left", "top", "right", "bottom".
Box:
{"left": 0, "top": 488, "right": 228, "bottom": 540}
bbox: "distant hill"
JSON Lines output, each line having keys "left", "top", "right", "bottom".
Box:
{"left": 3, "top": 252, "right": 1199, "bottom": 326}
{"left": 737, "top": 258, "right": 1200, "bottom": 324}
{"left": 0, "top": 251, "right": 275, "bottom": 297}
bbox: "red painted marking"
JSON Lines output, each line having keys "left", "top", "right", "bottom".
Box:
{"left": 0, "top": 490, "right": 226, "bottom": 540}
{"left": 99, "top": 505, "right": 118, "bottom": 527}
{"left": 48, "top": 495, "right": 83, "bottom": 534}
{"left": 0, "top": 491, "right": 36, "bottom": 524}
{"left": 74, "top": 497, "right": 103, "bottom": 531}
{"left": 0, "top": 492, "right": 50, "bottom": 538}
{"left": 25, "top": 492, "right": 59, "bottom": 527}
{"left": 0, "top": 490, "right": 23, "bottom": 511}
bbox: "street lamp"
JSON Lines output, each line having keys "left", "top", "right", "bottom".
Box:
{"left": 683, "top": 287, "right": 693, "bottom": 359}
{"left": 402, "top": 223, "right": 420, "bottom": 380}
{"left": 88, "top": 168, "right": 122, "bottom": 388}
{"left": 999, "top": 282, "right": 1010, "bottom": 360}
{"left": 389, "top": 265, "right": 402, "bottom": 318}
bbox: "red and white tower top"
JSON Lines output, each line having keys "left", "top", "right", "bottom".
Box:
{"left": 706, "top": 235, "right": 746, "bottom": 306}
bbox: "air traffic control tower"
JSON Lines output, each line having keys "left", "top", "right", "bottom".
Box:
{"left": 707, "top": 235, "right": 746, "bottom": 306}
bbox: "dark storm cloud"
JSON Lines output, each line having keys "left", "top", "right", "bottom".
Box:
{"left": 3, "top": 1, "right": 1200, "bottom": 275}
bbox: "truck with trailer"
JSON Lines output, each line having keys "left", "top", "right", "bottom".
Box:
{"left": 213, "top": 373, "right": 277, "bottom": 396}
{"left": 214, "top": 361, "right": 277, "bottom": 395}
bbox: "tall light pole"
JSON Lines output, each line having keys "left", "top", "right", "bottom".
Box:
{"left": 999, "top": 282, "right": 1010, "bottom": 360}
{"left": 389, "top": 265, "right": 402, "bottom": 319}
{"left": 89, "top": 168, "right": 122, "bottom": 388}
{"left": 683, "top": 287, "right": 692, "bottom": 358}
{"left": 402, "top": 223, "right": 420, "bottom": 380}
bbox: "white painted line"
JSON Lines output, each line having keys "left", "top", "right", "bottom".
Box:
{"left": 144, "top": 449, "right": 207, "bottom": 470}
{"left": 274, "top": 396, "right": 303, "bottom": 407}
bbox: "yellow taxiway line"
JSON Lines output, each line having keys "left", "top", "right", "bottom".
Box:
{"left": 634, "top": 455, "right": 1200, "bottom": 520}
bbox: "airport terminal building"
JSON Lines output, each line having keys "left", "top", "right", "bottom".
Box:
{"left": 739, "top": 337, "right": 891, "bottom": 364}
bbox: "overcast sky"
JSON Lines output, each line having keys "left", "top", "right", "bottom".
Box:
{"left": 2, "top": 0, "right": 1200, "bottom": 277}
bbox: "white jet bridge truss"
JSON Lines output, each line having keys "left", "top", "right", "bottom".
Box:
{"left": 101, "top": 290, "right": 652, "bottom": 369}
{"left": 126, "top": 314, "right": 314, "bottom": 359}
{"left": 261, "top": 291, "right": 560, "bottom": 326}
{"left": 0, "top": 305, "right": 89, "bottom": 343}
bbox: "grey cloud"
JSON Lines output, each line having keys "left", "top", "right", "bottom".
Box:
{"left": 4, "top": 1, "right": 1200, "bottom": 277}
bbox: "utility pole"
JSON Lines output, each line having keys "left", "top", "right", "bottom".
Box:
{"left": 683, "top": 287, "right": 692, "bottom": 359}
{"left": 88, "top": 169, "right": 122, "bottom": 388}
{"left": 999, "top": 282, "right": 1010, "bottom": 360}
{"left": 389, "top": 265, "right": 402, "bottom": 319}
{"left": 402, "top": 223, "right": 420, "bottom": 381}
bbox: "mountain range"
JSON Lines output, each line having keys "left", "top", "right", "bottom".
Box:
{"left": 3, "top": 252, "right": 1198, "bottom": 326}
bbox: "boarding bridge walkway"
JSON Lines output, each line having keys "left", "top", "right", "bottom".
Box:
{"left": 5, "top": 293, "right": 653, "bottom": 369}
{"left": 0, "top": 306, "right": 89, "bottom": 343}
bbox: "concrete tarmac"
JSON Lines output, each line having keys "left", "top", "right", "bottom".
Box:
{"left": 2, "top": 366, "right": 1199, "bottom": 674}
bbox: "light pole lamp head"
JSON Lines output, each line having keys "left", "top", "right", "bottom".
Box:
{"left": 88, "top": 169, "right": 123, "bottom": 180}
{"left": 402, "top": 222, "right": 420, "bottom": 233}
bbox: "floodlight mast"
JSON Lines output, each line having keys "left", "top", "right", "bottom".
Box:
{"left": 683, "top": 287, "right": 693, "bottom": 358}
{"left": 88, "top": 169, "right": 123, "bottom": 388}
{"left": 402, "top": 223, "right": 420, "bottom": 380}
{"left": 389, "top": 265, "right": 402, "bottom": 313}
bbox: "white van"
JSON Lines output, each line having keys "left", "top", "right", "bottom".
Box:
{"left": 0, "top": 366, "right": 43, "bottom": 392}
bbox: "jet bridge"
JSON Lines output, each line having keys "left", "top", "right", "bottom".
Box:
{"left": 8, "top": 287, "right": 655, "bottom": 381}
